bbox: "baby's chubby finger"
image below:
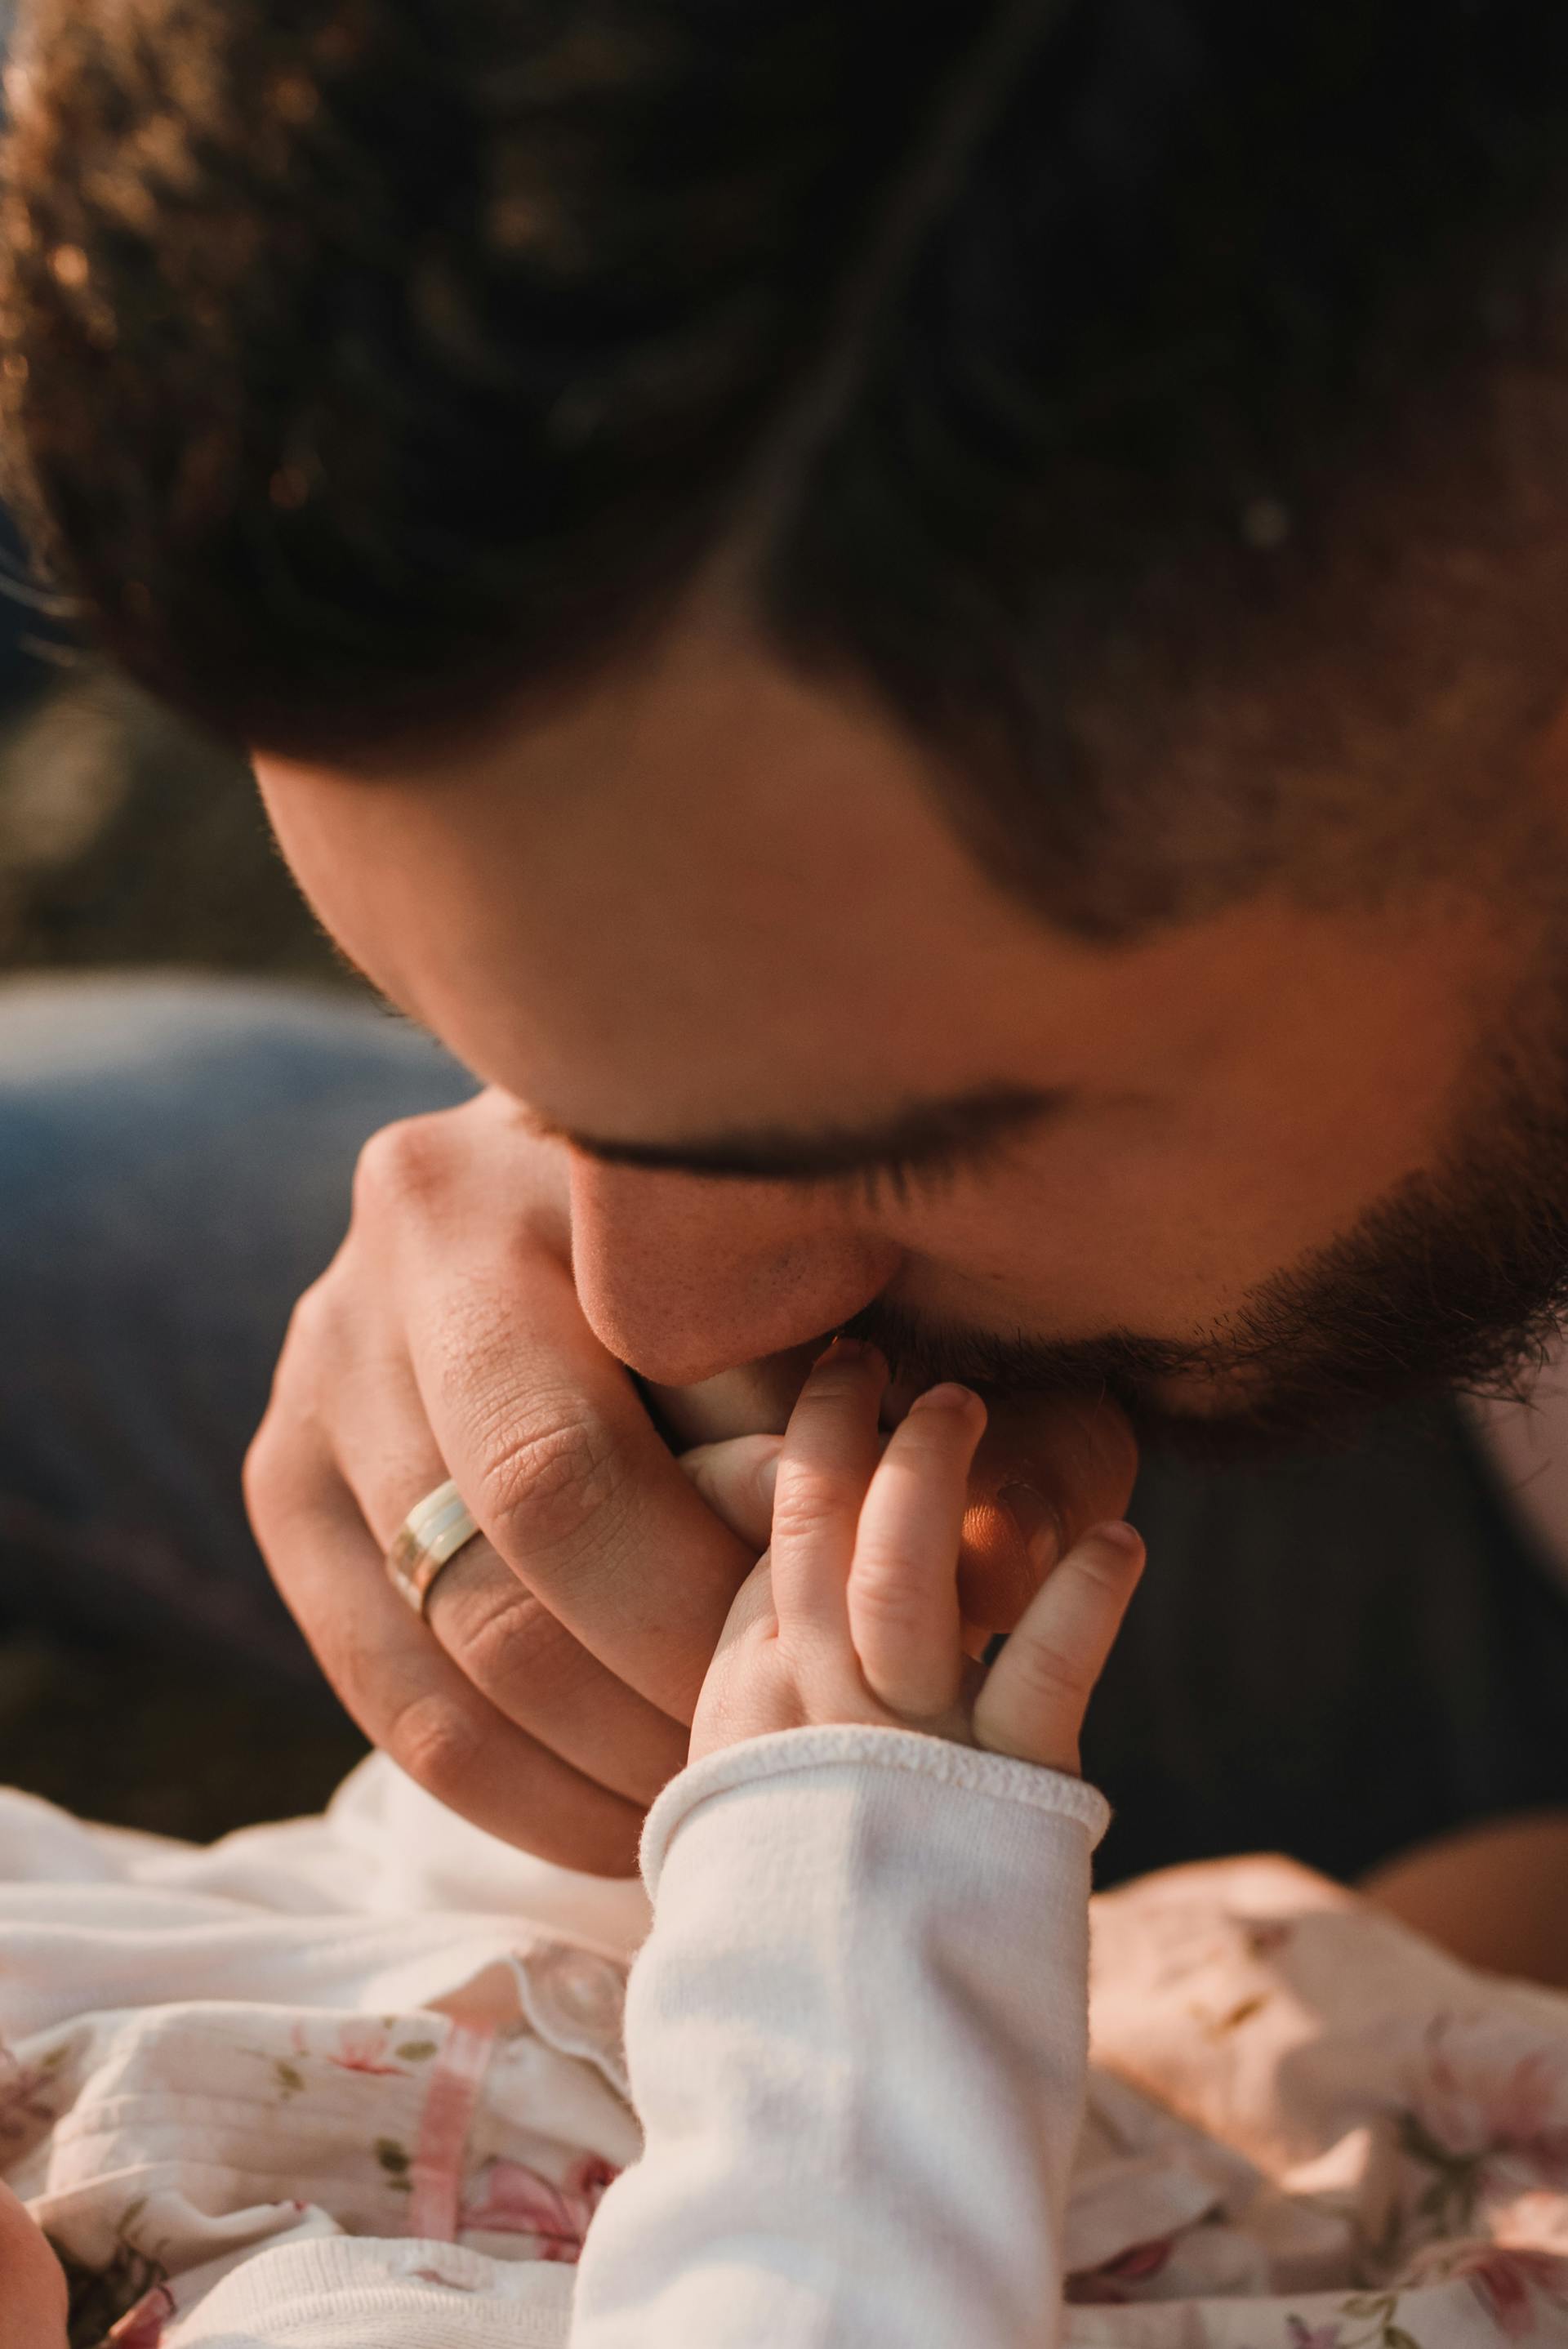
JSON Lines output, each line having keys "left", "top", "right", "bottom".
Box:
{"left": 973, "top": 1521, "right": 1144, "bottom": 1774}
{"left": 768, "top": 1339, "right": 888, "bottom": 1632}
{"left": 849, "top": 1384, "right": 986, "bottom": 1718}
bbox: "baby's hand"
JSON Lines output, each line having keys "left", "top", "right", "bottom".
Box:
{"left": 689, "top": 1340, "right": 1143, "bottom": 1773}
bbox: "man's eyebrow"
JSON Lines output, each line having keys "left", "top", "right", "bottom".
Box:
{"left": 529, "top": 1084, "right": 1071, "bottom": 1183}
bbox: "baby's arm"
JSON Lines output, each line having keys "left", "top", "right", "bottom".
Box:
{"left": 571, "top": 1343, "right": 1143, "bottom": 2348}
{"left": 91, "top": 1348, "right": 1140, "bottom": 2349}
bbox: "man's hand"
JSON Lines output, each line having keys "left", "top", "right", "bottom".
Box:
{"left": 245, "top": 1090, "right": 1138, "bottom": 1875}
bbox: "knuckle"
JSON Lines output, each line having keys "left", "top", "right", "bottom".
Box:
{"left": 849, "top": 1549, "right": 931, "bottom": 1638}
{"left": 382, "top": 1688, "right": 487, "bottom": 1809}
{"left": 241, "top": 1407, "right": 317, "bottom": 1549}
{"left": 351, "top": 1112, "right": 453, "bottom": 1224}
{"left": 999, "top": 1634, "right": 1089, "bottom": 1715}
{"left": 479, "top": 1395, "right": 629, "bottom": 1567}
{"left": 768, "top": 1477, "right": 853, "bottom": 1552}
{"left": 439, "top": 1569, "right": 588, "bottom": 1705}
{"left": 240, "top": 1419, "right": 282, "bottom": 1530}
{"left": 243, "top": 1292, "right": 339, "bottom": 1536}
{"left": 274, "top": 1267, "right": 336, "bottom": 1372}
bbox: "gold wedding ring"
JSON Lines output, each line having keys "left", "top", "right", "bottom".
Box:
{"left": 385, "top": 1478, "right": 482, "bottom": 1616}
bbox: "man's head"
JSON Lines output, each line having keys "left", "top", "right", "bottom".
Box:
{"left": 11, "top": 0, "right": 1568, "bottom": 1448}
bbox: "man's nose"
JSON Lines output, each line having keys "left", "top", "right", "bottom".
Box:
{"left": 569, "top": 1157, "right": 902, "bottom": 1385}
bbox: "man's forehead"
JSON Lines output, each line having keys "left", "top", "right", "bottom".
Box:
{"left": 258, "top": 640, "right": 1348, "bottom": 1143}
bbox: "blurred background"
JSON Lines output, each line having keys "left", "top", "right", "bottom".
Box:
{"left": 0, "top": 591, "right": 373, "bottom": 1839}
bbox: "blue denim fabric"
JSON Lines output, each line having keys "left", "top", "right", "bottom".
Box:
{"left": 0, "top": 974, "right": 474, "bottom": 1678}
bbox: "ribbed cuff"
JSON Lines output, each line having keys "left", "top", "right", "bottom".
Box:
{"left": 640, "top": 1721, "right": 1110, "bottom": 1899}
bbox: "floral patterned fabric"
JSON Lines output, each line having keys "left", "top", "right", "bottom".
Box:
{"left": 1072, "top": 1856, "right": 1568, "bottom": 2343}
{"left": 2, "top": 1758, "right": 1567, "bottom": 2345}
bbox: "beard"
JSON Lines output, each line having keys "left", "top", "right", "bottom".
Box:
{"left": 842, "top": 981, "right": 1568, "bottom": 1462}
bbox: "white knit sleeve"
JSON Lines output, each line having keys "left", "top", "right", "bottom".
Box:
{"left": 569, "top": 1723, "right": 1108, "bottom": 2348}
{"left": 172, "top": 1725, "right": 1105, "bottom": 2349}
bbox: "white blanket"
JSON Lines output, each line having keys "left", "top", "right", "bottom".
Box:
{"left": 3, "top": 1727, "right": 1567, "bottom": 2347}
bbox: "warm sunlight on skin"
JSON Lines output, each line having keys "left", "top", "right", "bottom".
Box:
{"left": 0, "top": 2180, "right": 67, "bottom": 2349}
{"left": 1364, "top": 1808, "right": 1568, "bottom": 1986}
{"left": 256, "top": 620, "right": 1543, "bottom": 1416}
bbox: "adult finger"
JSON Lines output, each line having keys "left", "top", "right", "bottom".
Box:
{"left": 973, "top": 1521, "right": 1145, "bottom": 1773}
{"left": 247, "top": 1434, "right": 646, "bottom": 1872}
{"left": 677, "top": 1434, "right": 783, "bottom": 1552}
{"left": 283, "top": 1299, "right": 689, "bottom": 1805}
{"left": 249, "top": 1097, "right": 745, "bottom": 1864}
{"left": 849, "top": 1384, "right": 985, "bottom": 1718}
{"left": 422, "top": 1536, "right": 690, "bottom": 1801}
{"left": 393, "top": 1232, "right": 755, "bottom": 1720}
{"left": 767, "top": 1341, "right": 887, "bottom": 1632}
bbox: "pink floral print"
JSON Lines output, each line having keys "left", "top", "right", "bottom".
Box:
{"left": 1285, "top": 2319, "right": 1346, "bottom": 2349}
{"left": 1067, "top": 2235, "right": 1175, "bottom": 2303}
{"left": 1405, "top": 2018, "right": 1568, "bottom": 2191}
{"left": 1451, "top": 2245, "right": 1568, "bottom": 2341}
{"left": 460, "top": 2154, "right": 620, "bottom": 2262}
{"left": 325, "top": 2021, "right": 412, "bottom": 2078}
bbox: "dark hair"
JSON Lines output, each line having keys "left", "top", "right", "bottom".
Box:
{"left": 8, "top": 0, "right": 1568, "bottom": 930}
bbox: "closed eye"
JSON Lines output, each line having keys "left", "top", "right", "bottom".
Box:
{"left": 825, "top": 1134, "right": 1020, "bottom": 1215}
{"left": 527, "top": 1082, "right": 1070, "bottom": 1191}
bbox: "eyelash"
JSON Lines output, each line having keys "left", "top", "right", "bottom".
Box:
{"left": 834, "top": 1143, "right": 990, "bottom": 1215}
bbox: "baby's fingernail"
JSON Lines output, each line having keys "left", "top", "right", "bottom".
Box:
{"left": 911, "top": 1381, "right": 979, "bottom": 1413}
{"left": 999, "top": 1481, "right": 1064, "bottom": 1575}
{"left": 813, "top": 1335, "right": 865, "bottom": 1369}
{"left": 1085, "top": 1518, "right": 1143, "bottom": 1561}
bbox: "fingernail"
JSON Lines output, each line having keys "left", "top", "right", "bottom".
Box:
{"left": 1086, "top": 1518, "right": 1143, "bottom": 1559}
{"left": 998, "top": 1481, "right": 1064, "bottom": 1575}
{"left": 813, "top": 1336, "right": 865, "bottom": 1370}
{"left": 911, "top": 1381, "right": 979, "bottom": 1413}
